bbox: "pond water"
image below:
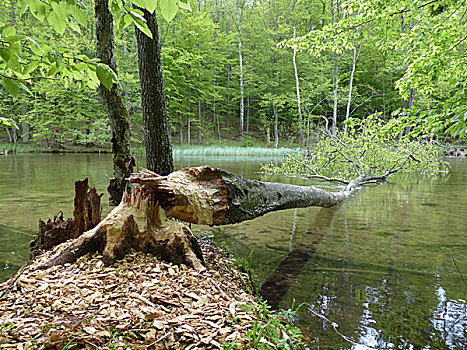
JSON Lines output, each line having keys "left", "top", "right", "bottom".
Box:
{"left": 0, "top": 153, "right": 466, "bottom": 349}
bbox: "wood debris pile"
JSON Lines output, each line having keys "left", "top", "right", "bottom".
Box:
{"left": 0, "top": 242, "right": 257, "bottom": 349}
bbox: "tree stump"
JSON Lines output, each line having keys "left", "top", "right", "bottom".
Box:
{"left": 31, "top": 179, "right": 102, "bottom": 257}
{"left": 38, "top": 166, "right": 356, "bottom": 271}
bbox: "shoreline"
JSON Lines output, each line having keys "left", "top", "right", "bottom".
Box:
{"left": 0, "top": 241, "right": 304, "bottom": 349}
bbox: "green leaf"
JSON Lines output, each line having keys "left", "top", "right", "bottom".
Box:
{"left": 7, "top": 55, "right": 22, "bottom": 72}
{"left": 109, "top": 0, "right": 123, "bottom": 17}
{"left": 2, "top": 78, "right": 20, "bottom": 97}
{"left": 0, "top": 116, "right": 19, "bottom": 129}
{"left": 47, "top": 2, "right": 67, "bottom": 34}
{"left": 133, "top": 0, "right": 157, "bottom": 13}
{"left": 26, "top": 37, "right": 46, "bottom": 56}
{"left": 47, "top": 64, "right": 59, "bottom": 77}
{"left": 20, "top": 82, "right": 33, "bottom": 96}
{"left": 159, "top": 0, "right": 178, "bottom": 22}
{"left": 68, "top": 19, "right": 82, "bottom": 34}
{"left": 4, "top": 35, "right": 26, "bottom": 43}
{"left": 96, "top": 64, "right": 113, "bottom": 90}
{"left": 130, "top": 13, "right": 153, "bottom": 38}
{"left": 34, "top": 4, "right": 48, "bottom": 21}
{"left": 23, "top": 60, "right": 40, "bottom": 75}
{"left": 2, "top": 26, "right": 16, "bottom": 37}
{"left": 178, "top": 1, "right": 191, "bottom": 11}
{"left": 0, "top": 48, "right": 11, "bottom": 62}
{"left": 67, "top": 4, "right": 87, "bottom": 26}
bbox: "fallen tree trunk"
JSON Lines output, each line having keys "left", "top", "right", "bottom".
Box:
{"left": 39, "top": 166, "right": 359, "bottom": 271}
{"left": 129, "top": 166, "right": 357, "bottom": 225}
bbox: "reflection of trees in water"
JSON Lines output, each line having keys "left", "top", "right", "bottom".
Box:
{"left": 260, "top": 207, "right": 337, "bottom": 309}
{"left": 433, "top": 286, "right": 466, "bottom": 348}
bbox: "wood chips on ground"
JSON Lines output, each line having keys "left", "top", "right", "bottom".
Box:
{"left": 0, "top": 241, "right": 257, "bottom": 349}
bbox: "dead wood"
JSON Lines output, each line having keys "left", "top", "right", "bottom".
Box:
{"left": 40, "top": 186, "right": 205, "bottom": 271}
{"left": 129, "top": 166, "right": 353, "bottom": 226}
{"left": 31, "top": 179, "right": 103, "bottom": 257}
{"left": 38, "top": 165, "right": 358, "bottom": 271}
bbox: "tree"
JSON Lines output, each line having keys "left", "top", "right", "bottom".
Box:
{"left": 287, "top": 0, "right": 467, "bottom": 136}
{"left": 134, "top": 7, "right": 173, "bottom": 175}
{"left": 95, "top": 0, "right": 135, "bottom": 205}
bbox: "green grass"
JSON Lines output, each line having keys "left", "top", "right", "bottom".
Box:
{"left": 0, "top": 143, "right": 111, "bottom": 154}
{"left": 0, "top": 143, "right": 40, "bottom": 153}
{"left": 1, "top": 142, "right": 301, "bottom": 158}
{"left": 172, "top": 145, "right": 300, "bottom": 157}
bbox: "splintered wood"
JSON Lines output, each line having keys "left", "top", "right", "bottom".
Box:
{"left": 0, "top": 243, "right": 256, "bottom": 349}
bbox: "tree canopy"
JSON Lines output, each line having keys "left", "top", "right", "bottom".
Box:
{"left": 1, "top": 0, "right": 466, "bottom": 145}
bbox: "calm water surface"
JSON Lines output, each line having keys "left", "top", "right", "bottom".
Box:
{"left": 0, "top": 153, "right": 465, "bottom": 349}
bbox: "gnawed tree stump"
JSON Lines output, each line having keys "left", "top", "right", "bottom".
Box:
{"left": 39, "top": 166, "right": 357, "bottom": 271}
{"left": 40, "top": 185, "right": 205, "bottom": 270}
{"left": 31, "top": 179, "right": 102, "bottom": 257}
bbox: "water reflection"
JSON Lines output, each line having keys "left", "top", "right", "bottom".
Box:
{"left": 0, "top": 154, "right": 465, "bottom": 349}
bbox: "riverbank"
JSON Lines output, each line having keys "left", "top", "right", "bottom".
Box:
{"left": 0, "top": 240, "right": 303, "bottom": 349}
{"left": 0, "top": 143, "right": 300, "bottom": 158}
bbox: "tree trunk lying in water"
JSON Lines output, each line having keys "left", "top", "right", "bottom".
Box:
{"left": 39, "top": 166, "right": 358, "bottom": 270}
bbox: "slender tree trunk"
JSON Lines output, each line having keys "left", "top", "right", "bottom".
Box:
{"left": 226, "top": 12, "right": 232, "bottom": 129}
{"left": 5, "top": 128, "right": 13, "bottom": 143}
{"left": 237, "top": 12, "right": 244, "bottom": 139}
{"left": 292, "top": 27, "right": 304, "bottom": 145}
{"left": 22, "top": 122, "right": 29, "bottom": 142}
{"left": 331, "top": 0, "right": 339, "bottom": 134}
{"left": 197, "top": 99, "right": 202, "bottom": 144}
{"left": 197, "top": 0, "right": 203, "bottom": 145}
{"left": 273, "top": 104, "right": 279, "bottom": 148}
{"left": 95, "top": 0, "right": 135, "bottom": 205}
{"left": 344, "top": 28, "right": 363, "bottom": 132}
{"left": 134, "top": 8, "right": 173, "bottom": 175}
{"left": 187, "top": 100, "right": 191, "bottom": 145}
{"left": 246, "top": 91, "right": 250, "bottom": 134}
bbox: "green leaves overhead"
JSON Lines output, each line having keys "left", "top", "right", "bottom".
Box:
{"left": 0, "top": 0, "right": 190, "bottom": 97}
{"left": 2, "top": 78, "right": 21, "bottom": 97}
{"left": 159, "top": 0, "right": 179, "bottom": 22}
{"left": 96, "top": 64, "right": 117, "bottom": 91}
{"left": 132, "top": 0, "right": 157, "bottom": 13}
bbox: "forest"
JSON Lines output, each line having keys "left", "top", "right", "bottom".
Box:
{"left": 0, "top": 0, "right": 466, "bottom": 349}
{"left": 1, "top": 0, "right": 466, "bottom": 148}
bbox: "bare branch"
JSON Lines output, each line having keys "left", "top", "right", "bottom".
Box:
{"left": 285, "top": 154, "right": 349, "bottom": 184}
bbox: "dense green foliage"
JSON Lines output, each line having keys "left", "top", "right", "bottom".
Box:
{"left": 1, "top": 0, "right": 466, "bottom": 147}
{"left": 261, "top": 117, "right": 449, "bottom": 180}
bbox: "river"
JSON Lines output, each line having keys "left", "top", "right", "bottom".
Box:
{"left": 0, "top": 153, "right": 465, "bottom": 349}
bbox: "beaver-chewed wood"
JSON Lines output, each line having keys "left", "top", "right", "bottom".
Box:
{"left": 129, "top": 165, "right": 354, "bottom": 226}
{"left": 40, "top": 185, "right": 205, "bottom": 271}
{"left": 38, "top": 165, "right": 358, "bottom": 271}
{"left": 31, "top": 179, "right": 102, "bottom": 257}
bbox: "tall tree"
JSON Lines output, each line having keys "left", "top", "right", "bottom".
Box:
{"left": 95, "top": 0, "right": 135, "bottom": 205}
{"left": 236, "top": 0, "right": 245, "bottom": 138}
{"left": 134, "top": 8, "right": 173, "bottom": 175}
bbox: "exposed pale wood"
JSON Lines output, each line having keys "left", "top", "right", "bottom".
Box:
{"left": 38, "top": 165, "right": 358, "bottom": 271}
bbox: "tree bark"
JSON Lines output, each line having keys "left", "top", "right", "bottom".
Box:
{"left": 344, "top": 27, "right": 363, "bottom": 132}
{"left": 95, "top": 0, "right": 135, "bottom": 205}
{"left": 31, "top": 179, "right": 102, "bottom": 256}
{"left": 273, "top": 104, "right": 279, "bottom": 148}
{"left": 292, "top": 27, "right": 304, "bottom": 145}
{"left": 134, "top": 8, "right": 173, "bottom": 175}
{"left": 237, "top": 12, "right": 244, "bottom": 138}
{"left": 129, "top": 166, "right": 352, "bottom": 225}
{"left": 37, "top": 166, "right": 356, "bottom": 271}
